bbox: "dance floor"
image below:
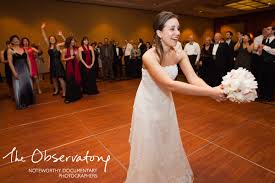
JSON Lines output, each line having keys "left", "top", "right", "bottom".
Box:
{"left": 0, "top": 79, "right": 274, "bottom": 183}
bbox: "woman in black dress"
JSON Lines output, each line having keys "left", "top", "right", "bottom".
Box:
{"left": 199, "top": 37, "right": 215, "bottom": 86}
{"left": 62, "top": 36, "right": 82, "bottom": 103}
{"left": 41, "top": 23, "right": 66, "bottom": 97}
{"left": 7, "top": 35, "right": 35, "bottom": 109}
{"left": 234, "top": 33, "right": 253, "bottom": 71}
{"left": 78, "top": 37, "right": 99, "bottom": 95}
{"left": 1, "top": 41, "right": 13, "bottom": 98}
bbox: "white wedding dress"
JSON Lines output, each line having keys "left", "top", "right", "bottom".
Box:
{"left": 125, "top": 64, "right": 194, "bottom": 183}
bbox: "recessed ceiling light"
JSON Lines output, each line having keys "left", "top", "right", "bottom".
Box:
{"left": 225, "top": 0, "right": 272, "bottom": 11}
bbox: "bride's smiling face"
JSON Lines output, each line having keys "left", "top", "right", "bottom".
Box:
{"left": 157, "top": 18, "right": 180, "bottom": 48}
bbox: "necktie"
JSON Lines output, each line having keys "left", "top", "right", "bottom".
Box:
{"left": 266, "top": 38, "right": 270, "bottom": 44}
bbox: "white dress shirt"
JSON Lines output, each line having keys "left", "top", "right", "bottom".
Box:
{"left": 212, "top": 43, "right": 219, "bottom": 56}
{"left": 253, "top": 35, "right": 264, "bottom": 55}
{"left": 124, "top": 43, "right": 133, "bottom": 56}
{"left": 183, "top": 42, "right": 200, "bottom": 61}
{"left": 174, "top": 41, "right": 182, "bottom": 55}
{"left": 116, "top": 47, "right": 119, "bottom": 56}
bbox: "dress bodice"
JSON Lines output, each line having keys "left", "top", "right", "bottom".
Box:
{"left": 48, "top": 48, "right": 61, "bottom": 61}
{"left": 141, "top": 64, "right": 178, "bottom": 84}
{"left": 12, "top": 52, "right": 28, "bottom": 66}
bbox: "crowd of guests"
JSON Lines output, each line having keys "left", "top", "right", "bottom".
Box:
{"left": 0, "top": 23, "right": 274, "bottom": 109}
{"left": 181, "top": 26, "right": 275, "bottom": 102}
{"left": 0, "top": 23, "right": 153, "bottom": 109}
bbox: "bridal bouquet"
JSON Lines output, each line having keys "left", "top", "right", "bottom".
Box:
{"left": 221, "top": 68, "right": 258, "bottom": 103}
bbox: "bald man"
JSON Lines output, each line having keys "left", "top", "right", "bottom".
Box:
{"left": 212, "top": 33, "right": 231, "bottom": 86}
{"left": 184, "top": 35, "right": 200, "bottom": 73}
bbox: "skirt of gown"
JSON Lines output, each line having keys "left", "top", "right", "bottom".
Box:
{"left": 65, "top": 76, "right": 82, "bottom": 102}
{"left": 80, "top": 63, "right": 99, "bottom": 95}
{"left": 65, "top": 60, "right": 82, "bottom": 103}
{"left": 125, "top": 65, "right": 194, "bottom": 183}
{"left": 12, "top": 54, "right": 35, "bottom": 109}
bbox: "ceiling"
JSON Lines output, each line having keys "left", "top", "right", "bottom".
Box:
{"left": 60, "top": 0, "right": 275, "bottom": 18}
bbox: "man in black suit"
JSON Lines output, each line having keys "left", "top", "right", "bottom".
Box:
{"left": 258, "top": 26, "right": 275, "bottom": 101}
{"left": 113, "top": 41, "right": 124, "bottom": 80}
{"left": 138, "top": 38, "right": 147, "bottom": 56}
{"left": 100, "top": 38, "right": 114, "bottom": 80}
{"left": 212, "top": 33, "right": 231, "bottom": 86}
{"left": 225, "top": 31, "right": 236, "bottom": 70}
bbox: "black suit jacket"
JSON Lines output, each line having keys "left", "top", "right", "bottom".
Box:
{"left": 227, "top": 40, "right": 236, "bottom": 69}
{"left": 214, "top": 42, "right": 231, "bottom": 75}
{"left": 114, "top": 46, "right": 123, "bottom": 61}
{"left": 100, "top": 44, "right": 114, "bottom": 60}
{"left": 139, "top": 43, "right": 147, "bottom": 56}
{"left": 227, "top": 40, "right": 235, "bottom": 51}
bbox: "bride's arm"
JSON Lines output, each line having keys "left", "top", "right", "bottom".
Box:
{"left": 142, "top": 51, "right": 224, "bottom": 101}
{"left": 178, "top": 50, "right": 212, "bottom": 88}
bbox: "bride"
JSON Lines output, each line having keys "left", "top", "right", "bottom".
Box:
{"left": 124, "top": 11, "right": 225, "bottom": 183}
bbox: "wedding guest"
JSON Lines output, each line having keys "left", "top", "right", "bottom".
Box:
{"left": 258, "top": 26, "right": 275, "bottom": 101}
{"left": 95, "top": 42, "right": 103, "bottom": 79}
{"left": 21, "top": 37, "right": 42, "bottom": 94}
{"left": 124, "top": 40, "right": 133, "bottom": 78}
{"left": 146, "top": 41, "right": 152, "bottom": 50}
{"left": 32, "top": 43, "right": 46, "bottom": 81}
{"left": 212, "top": 33, "right": 231, "bottom": 86}
{"left": 252, "top": 28, "right": 267, "bottom": 82}
{"left": 138, "top": 38, "right": 147, "bottom": 56}
{"left": 184, "top": 35, "right": 200, "bottom": 72}
{"left": 234, "top": 33, "right": 253, "bottom": 71}
{"left": 91, "top": 42, "right": 99, "bottom": 79}
{"left": 61, "top": 36, "right": 82, "bottom": 103}
{"left": 113, "top": 41, "right": 123, "bottom": 79}
{"left": 199, "top": 37, "right": 215, "bottom": 86}
{"left": 79, "top": 37, "right": 99, "bottom": 95}
{"left": 7, "top": 35, "right": 35, "bottom": 109}
{"left": 1, "top": 41, "right": 13, "bottom": 98}
{"left": 100, "top": 38, "right": 114, "bottom": 80}
{"left": 225, "top": 31, "right": 236, "bottom": 70}
{"left": 130, "top": 43, "right": 141, "bottom": 78}
{"left": 41, "top": 23, "right": 66, "bottom": 97}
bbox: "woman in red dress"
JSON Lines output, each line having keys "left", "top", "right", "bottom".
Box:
{"left": 61, "top": 36, "right": 82, "bottom": 103}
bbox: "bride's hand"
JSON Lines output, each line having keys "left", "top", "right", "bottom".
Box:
{"left": 210, "top": 85, "right": 226, "bottom": 102}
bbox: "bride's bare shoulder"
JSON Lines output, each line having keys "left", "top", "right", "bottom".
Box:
{"left": 143, "top": 48, "right": 157, "bottom": 60}
{"left": 176, "top": 49, "right": 188, "bottom": 64}
{"left": 142, "top": 48, "right": 159, "bottom": 68}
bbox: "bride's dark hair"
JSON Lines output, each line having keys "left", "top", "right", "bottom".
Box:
{"left": 153, "top": 11, "right": 178, "bottom": 63}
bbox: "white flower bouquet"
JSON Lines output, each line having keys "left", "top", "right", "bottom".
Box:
{"left": 221, "top": 68, "right": 258, "bottom": 103}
